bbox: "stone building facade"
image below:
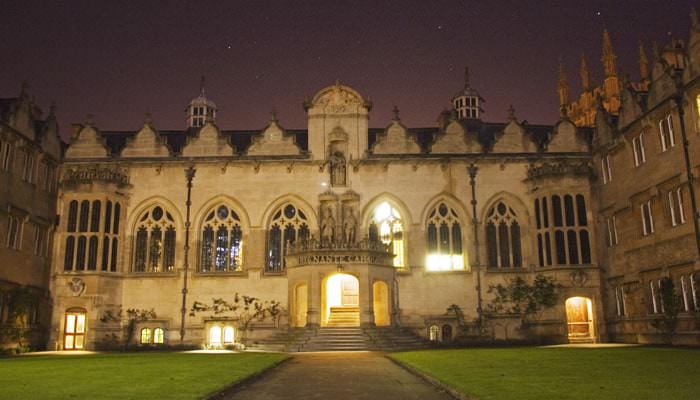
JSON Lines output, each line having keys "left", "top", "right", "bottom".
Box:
{"left": 0, "top": 83, "right": 62, "bottom": 350}
{"left": 7, "top": 12, "right": 700, "bottom": 352}
{"left": 585, "top": 13, "right": 700, "bottom": 345}
{"left": 45, "top": 76, "right": 603, "bottom": 351}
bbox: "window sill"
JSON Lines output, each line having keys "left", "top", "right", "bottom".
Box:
{"left": 127, "top": 272, "right": 178, "bottom": 278}
{"left": 195, "top": 270, "right": 248, "bottom": 277}
{"left": 422, "top": 269, "right": 471, "bottom": 275}
{"left": 56, "top": 270, "right": 119, "bottom": 276}
{"left": 485, "top": 267, "right": 527, "bottom": 273}
{"left": 262, "top": 271, "right": 287, "bottom": 277}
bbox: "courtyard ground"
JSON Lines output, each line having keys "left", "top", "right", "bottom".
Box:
{"left": 389, "top": 346, "right": 700, "bottom": 400}
{"left": 0, "top": 352, "right": 287, "bottom": 400}
{"left": 225, "top": 351, "right": 452, "bottom": 400}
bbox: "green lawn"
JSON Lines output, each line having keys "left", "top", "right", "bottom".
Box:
{"left": 390, "top": 347, "right": 700, "bottom": 400}
{"left": 0, "top": 352, "right": 287, "bottom": 400}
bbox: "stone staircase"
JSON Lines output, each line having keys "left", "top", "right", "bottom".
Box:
{"left": 244, "top": 328, "right": 316, "bottom": 352}
{"left": 326, "top": 306, "right": 360, "bottom": 327}
{"left": 365, "top": 327, "right": 432, "bottom": 351}
{"left": 298, "top": 327, "right": 371, "bottom": 351}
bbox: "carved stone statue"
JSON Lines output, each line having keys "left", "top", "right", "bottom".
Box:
{"left": 330, "top": 151, "right": 346, "bottom": 186}
{"left": 321, "top": 207, "right": 335, "bottom": 244}
{"left": 343, "top": 205, "right": 357, "bottom": 244}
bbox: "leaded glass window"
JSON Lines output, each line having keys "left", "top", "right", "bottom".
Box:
{"left": 369, "top": 202, "right": 404, "bottom": 268}
{"left": 267, "top": 203, "right": 309, "bottom": 272}
{"left": 485, "top": 201, "right": 522, "bottom": 268}
{"left": 133, "top": 205, "right": 177, "bottom": 273}
{"left": 425, "top": 202, "right": 464, "bottom": 271}
{"left": 536, "top": 194, "right": 591, "bottom": 267}
{"left": 201, "top": 205, "right": 243, "bottom": 272}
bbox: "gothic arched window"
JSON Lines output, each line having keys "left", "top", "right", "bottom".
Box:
{"left": 369, "top": 202, "right": 404, "bottom": 268}
{"left": 485, "top": 201, "right": 522, "bottom": 269}
{"left": 426, "top": 202, "right": 464, "bottom": 271}
{"left": 267, "top": 203, "right": 309, "bottom": 273}
{"left": 133, "top": 205, "right": 177, "bottom": 273}
{"left": 200, "top": 205, "right": 243, "bottom": 272}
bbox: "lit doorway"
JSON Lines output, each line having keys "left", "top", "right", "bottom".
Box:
{"left": 565, "top": 297, "right": 594, "bottom": 342}
{"left": 372, "top": 281, "right": 390, "bottom": 326}
{"left": 324, "top": 274, "right": 359, "bottom": 326}
{"left": 64, "top": 310, "right": 86, "bottom": 350}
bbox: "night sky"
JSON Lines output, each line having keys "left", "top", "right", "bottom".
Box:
{"left": 0, "top": 1, "right": 694, "bottom": 139}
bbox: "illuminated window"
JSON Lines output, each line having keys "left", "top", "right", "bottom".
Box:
{"left": 201, "top": 205, "right": 243, "bottom": 273}
{"left": 134, "top": 205, "right": 177, "bottom": 273}
{"left": 223, "top": 327, "right": 234, "bottom": 344}
{"left": 426, "top": 202, "right": 464, "bottom": 271}
{"left": 154, "top": 328, "right": 165, "bottom": 344}
{"left": 140, "top": 328, "right": 152, "bottom": 344}
{"left": 64, "top": 311, "right": 86, "bottom": 350}
{"left": 267, "top": 203, "right": 309, "bottom": 272}
{"left": 428, "top": 325, "right": 440, "bottom": 342}
{"left": 485, "top": 201, "right": 521, "bottom": 268}
{"left": 210, "top": 326, "right": 222, "bottom": 345}
{"left": 369, "top": 202, "right": 404, "bottom": 268}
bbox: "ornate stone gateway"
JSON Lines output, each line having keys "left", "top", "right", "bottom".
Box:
{"left": 286, "top": 190, "right": 396, "bottom": 328}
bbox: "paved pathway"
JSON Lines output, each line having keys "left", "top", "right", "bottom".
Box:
{"left": 226, "top": 351, "right": 454, "bottom": 400}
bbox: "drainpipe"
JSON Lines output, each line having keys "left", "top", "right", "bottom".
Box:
{"left": 180, "top": 165, "right": 196, "bottom": 342}
{"left": 672, "top": 64, "right": 700, "bottom": 260}
{"left": 468, "top": 164, "right": 483, "bottom": 326}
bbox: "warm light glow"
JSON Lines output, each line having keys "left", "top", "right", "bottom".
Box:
{"left": 372, "top": 202, "right": 404, "bottom": 268}
{"left": 154, "top": 328, "right": 164, "bottom": 344}
{"left": 426, "top": 254, "right": 464, "bottom": 271}
{"left": 223, "top": 326, "right": 234, "bottom": 344}
{"left": 325, "top": 274, "right": 359, "bottom": 325}
{"left": 565, "top": 296, "right": 594, "bottom": 339}
{"left": 140, "top": 328, "right": 152, "bottom": 344}
{"left": 374, "top": 202, "right": 392, "bottom": 221}
{"left": 64, "top": 312, "right": 86, "bottom": 350}
{"left": 210, "top": 326, "right": 222, "bottom": 345}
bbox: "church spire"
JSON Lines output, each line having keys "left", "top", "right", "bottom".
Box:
{"left": 558, "top": 59, "right": 569, "bottom": 107}
{"left": 463, "top": 66, "right": 470, "bottom": 89}
{"left": 639, "top": 41, "right": 649, "bottom": 80}
{"left": 580, "top": 53, "right": 590, "bottom": 91}
{"left": 199, "top": 75, "right": 206, "bottom": 97}
{"left": 602, "top": 29, "right": 618, "bottom": 78}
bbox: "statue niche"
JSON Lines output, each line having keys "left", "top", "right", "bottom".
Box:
{"left": 321, "top": 206, "right": 336, "bottom": 244}
{"left": 342, "top": 204, "right": 358, "bottom": 244}
{"left": 330, "top": 151, "right": 347, "bottom": 187}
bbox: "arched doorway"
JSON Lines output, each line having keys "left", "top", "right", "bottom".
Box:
{"left": 324, "top": 273, "right": 359, "bottom": 326}
{"left": 373, "top": 281, "right": 390, "bottom": 326}
{"left": 294, "top": 283, "right": 308, "bottom": 327}
{"left": 565, "top": 296, "right": 594, "bottom": 342}
{"left": 64, "top": 308, "right": 87, "bottom": 350}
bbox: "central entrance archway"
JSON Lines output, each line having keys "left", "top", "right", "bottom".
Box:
{"left": 324, "top": 273, "right": 360, "bottom": 326}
